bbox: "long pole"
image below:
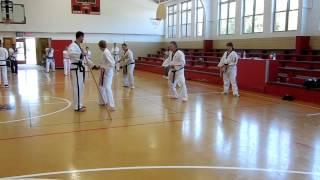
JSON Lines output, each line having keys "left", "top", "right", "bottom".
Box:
{"left": 84, "top": 56, "right": 112, "bottom": 121}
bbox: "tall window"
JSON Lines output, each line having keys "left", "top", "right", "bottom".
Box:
{"left": 196, "top": 0, "right": 204, "bottom": 37}
{"left": 274, "top": 0, "right": 299, "bottom": 32}
{"left": 243, "top": 0, "right": 264, "bottom": 33}
{"left": 167, "top": 5, "right": 177, "bottom": 38}
{"left": 181, "top": 0, "right": 192, "bottom": 37}
{"left": 219, "top": 0, "right": 236, "bottom": 35}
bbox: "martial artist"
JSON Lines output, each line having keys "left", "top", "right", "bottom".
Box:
{"left": 85, "top": 46, "right": 92, "bottom": 72}
{"left": 111, "top": 43, "right": 120, "bottom": 72}
{"left": 45, "top": 42, "right": 55, "bottom": 73}
{"left": 8, "top": 44, "right": 18, "bottom": 74}
{"left": 218, "top": 42, "right": 239, "bottom": 97}
{"left": 63, "top": 47, "right": 70, "bottom": 76}
{"left": 97, "top": 40, "right": 116, "bottom": 111}
{"left": 165, "top": 41, "right": 188, "bottom": 101}
{"left": 68, "top": 31, "right": 88, "bottom": 112}
{"left": 120, "top": 43, "right": 135, "bottom": 88}
{"left": 0, "top": 40, "right": 9, "bottom": 88}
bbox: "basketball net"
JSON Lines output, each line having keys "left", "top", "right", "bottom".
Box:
{"left": 2, "top": 18, "right": 12, "bottom": 24}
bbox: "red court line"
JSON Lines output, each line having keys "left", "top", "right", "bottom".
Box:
{"left": 0, "top": 119, "right": 183, "bottom": 141}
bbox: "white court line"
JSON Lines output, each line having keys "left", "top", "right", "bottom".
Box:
{"left": 0, "top": 96, "right": 72, "bottom": 124}
{"left": 4, "top": 166, "right": 320, "bottom": 179}
{"left": 307, "top": 113, "right": 320, "bottom": 117}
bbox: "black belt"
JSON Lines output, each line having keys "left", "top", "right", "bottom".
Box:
{"left": 71, "top": 62, "right": 86, "bottom": 81}
{"left": 171, "top": 67, "right": 184, "bottom": 84}
{"left": 47, "top": 57, "right": 54, "bottom": 59}
{"left": 123, "top": 63, "right": 135, "bottom": 75}
{"left": 0, "top": 60, "right": 8, "bottom": 66}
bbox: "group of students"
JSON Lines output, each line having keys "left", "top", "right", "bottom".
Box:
{"left": 66, "top": 31, "right": 136, "bottom": 112}
{"left": 0, "top": 40, "right": 18, "bottom": 88}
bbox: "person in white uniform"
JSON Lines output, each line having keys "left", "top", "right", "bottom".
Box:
{"left": 9, "top": 44, "right": 18, "bottom": 74}
{"left": 63, "top": 47, "right": 71, "bottom": 76}
{"left": 164, "top": 41, "right": 188, "bottom": 101}
{"left": 0, "top": 40, "right": 9, "bottom": 88}
{"left": 218, "top": 42, "right": 239, "bottom": 97}
{"left": 68, "top": 31, "right": 88, "bottom": 112}
{"left": 97, "top": 40, "right": 116, "bottom": 111}
{"left": 111, "top": 43, "right": 120, "bottom": 72}
{"left": 85, "top": 47, "right": 92, "bottom": 72}
{"left": 120, "top": 43, "right": 135, "bottom": 88}
{"left": 45, "top": 43, "right": 55, "bottom": 73}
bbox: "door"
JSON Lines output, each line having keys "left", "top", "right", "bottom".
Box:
{"left": 51, "top": 40, "right": 72, "bottom": 68}
{"left": 36, "top": 38, "right": 49, "bottom": 65}
{"left": 16, "top": 38, "right": 27, "bottom": 64}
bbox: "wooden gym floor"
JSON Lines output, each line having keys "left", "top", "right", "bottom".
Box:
{"left": 0, "top": 65, "right": 320, "bottom": 179}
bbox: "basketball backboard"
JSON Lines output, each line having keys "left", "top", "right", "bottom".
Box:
{"left": 0, "top": 3, "right": 26, "bottom": 24}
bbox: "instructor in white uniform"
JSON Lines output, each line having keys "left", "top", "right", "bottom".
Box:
{"left": 218, "top": 42, "right": 239, "bottom": 97}
{"left": 120, "top": 43, "right": 135, "bottom": 88}
{"left": 45, "top": 42, "right": 55, "bottom": 73}
{"left": 68, "top": 31, "right": 87, "bottom": 112}
{"left": 97, "top": 40, "right": 116, "bottom": 111}
{"left": 165, "top": 41, "right": 188, "bottom": 101}
{"left": 0, "top": 40, "right": 9, "bottom": 88}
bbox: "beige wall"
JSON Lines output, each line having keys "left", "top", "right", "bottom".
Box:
{"left": 213, "top": 37, "right": 296, "bottom": 49}
{"left": 175, "top": 41, "right": 203, "bottom": 49}
{"left": 310, "top": 36, "right": 320, "bottom": 50}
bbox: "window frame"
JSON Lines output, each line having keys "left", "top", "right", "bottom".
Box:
{"left": 167, "top": 4, "right": 177, "bottom": 38}
{"left": 273, "top": 0, "right": 299, "bottom": 32}
{"left": 180, "top": 0, "right": 192, "bottom": 38}
{"left": 219, "top": 0, "right": 236, "bottom": 35}
{"left": 196, "top": 0, "right": 204, "bottom": 37}
{"left": 243, "top": 0, "right": 264, "bottom": 34}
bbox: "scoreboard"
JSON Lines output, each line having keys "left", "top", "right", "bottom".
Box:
{"left": 71, "top": 0, "right": 100, "bottom": 15}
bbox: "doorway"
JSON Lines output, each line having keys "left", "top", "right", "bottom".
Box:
{"left": 25, "top": 38, "right": 37, "bottom": 65}
{"left": 15, "top": 37, "right": 37, "bottom": 65}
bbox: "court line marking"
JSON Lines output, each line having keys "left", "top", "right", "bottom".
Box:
{"left": 4, "top": 166, "right": 320, "bottom": 178}
{"left": 0, "top": 120, "right": 183, "bottom": 141}
{"left": 0, "top": 96, "right": 72, "bottom": 124}
{"left": 306, "top": 113, "right": 320, "bottom": 117}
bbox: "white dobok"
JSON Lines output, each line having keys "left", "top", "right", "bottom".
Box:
{"left": 68, "top": 42, "right": 86, "bottom": 110}
{"left": 163, "top": 50, "right": 188, "bottom": 101}
{"left": 63, "top": 50, "right": 71, "bottom": 75}
{"left": 0, "top": 47, "right": 9, "bottom": 86}
{"left": 97, "top": 48, "right": 116, "bottom": 108}
{"left": 218, "top": 50, "right": 239, "bottom": 96}
{"left": 45, "top": 48, "right": 55, "bottom": 73}
{"left": 121, "top": 49, "right": 135, "bottom": 88}
{"left": 111, "top": 46, "right": 120, "bottom": 71}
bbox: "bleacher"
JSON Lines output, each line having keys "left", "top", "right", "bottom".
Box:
{"left": 136, "top": 47, "right": 320, "bottom": 89}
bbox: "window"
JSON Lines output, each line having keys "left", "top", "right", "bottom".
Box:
{"left": 181, "top": 1, "right": 192, "bottom": 37}
{"left": 167, "top": 5, "right": 177, "bottom": 38}
{"left": 196, "top": 0, "right": 204, "bottom": 37}
{"left": 274, "top": 0, "right": 299, "bottom": 32}
{"left": 219, "top": 0, "right": 236, "bottom": 35}
{"left": 243, "top": 0, "right": 264, "bottom": 33}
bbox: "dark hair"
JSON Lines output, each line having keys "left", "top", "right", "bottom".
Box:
{"left": 226, "top": 42, "right": 234, "bottom": 51}
{"left": 226, "top": 42, "right": 234, "bottom": 48}
{"left": 76, "top": 31, "right": 84, "bottom": 39}
{"left": 98, "top": 40, "right": 107, "bottom": 49}
{"left": 170, "top": 41, "right": 178, "bottom": 48}
{"left": 122, "top": 43, "right": 127, "bottom": 47}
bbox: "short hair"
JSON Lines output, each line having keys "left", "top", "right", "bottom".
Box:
{"left": 98, "top": 40, "right": 107, "bottom": 49}
{"left": 76, "top": 31, "right": 84, "bottom": 39}
{"left": 122, "top": 43, "right": 127, "bottom": 47}
{"left": 226, "top": 42, "right": 234, "bottom": 48}
{"left": 169, "top": 41, "right": 178, "bottom": 48}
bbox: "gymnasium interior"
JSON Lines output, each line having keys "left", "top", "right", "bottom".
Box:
{"left": 0, "top": 0, "right": 320, "bottom": 179}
